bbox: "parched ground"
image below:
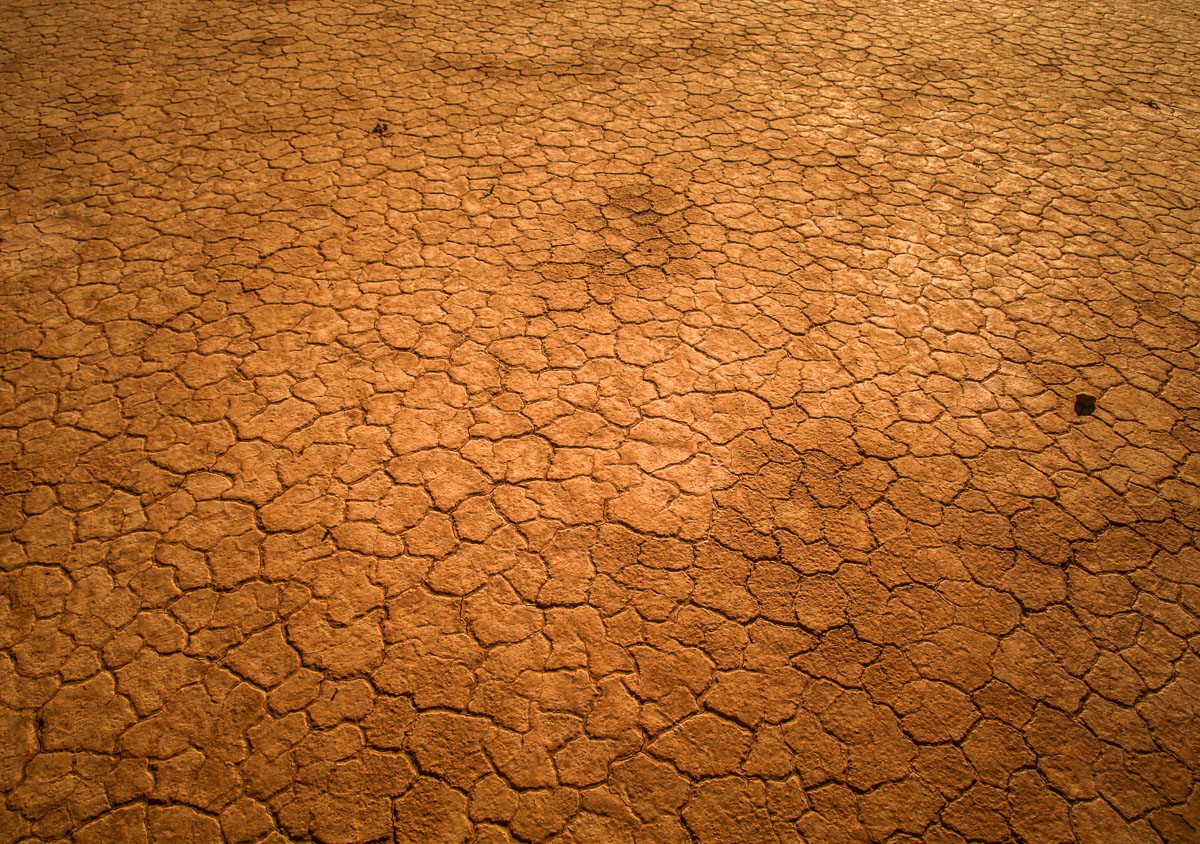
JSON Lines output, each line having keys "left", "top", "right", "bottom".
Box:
{"left": 1, "top": 0, "right": 1199, "bottom": 840}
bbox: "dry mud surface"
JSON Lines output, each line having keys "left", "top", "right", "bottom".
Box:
{"left": 1, "top": 0, "right": 1199, "bottom": 841}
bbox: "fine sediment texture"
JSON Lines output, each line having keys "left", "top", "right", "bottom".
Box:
{"left": 1, "top": 0, "right": 1198, "bottom": 841}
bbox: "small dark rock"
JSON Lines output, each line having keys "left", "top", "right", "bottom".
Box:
{"left": 1074, "top": 394, "right": 1096, "bottom": 416}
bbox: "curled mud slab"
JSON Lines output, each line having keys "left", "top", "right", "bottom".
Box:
{"left": 1, "top": 0, "right": 1199, "bottom": 841}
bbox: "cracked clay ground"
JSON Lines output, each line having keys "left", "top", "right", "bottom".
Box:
{"left": 1, "top": 0, "right": 1199, "bottom": 842}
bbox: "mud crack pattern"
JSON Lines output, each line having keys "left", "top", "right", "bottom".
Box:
{"left": 2, "top": 0, "right": 1199, "bottom": 841}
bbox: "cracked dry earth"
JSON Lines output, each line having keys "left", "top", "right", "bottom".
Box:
{"left": 2, "top": 0, "right": 1200, "bottom": 842}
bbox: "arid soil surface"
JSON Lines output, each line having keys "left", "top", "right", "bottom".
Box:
{"left": 2, "top": 0, "right": 1199, "bottom": 841}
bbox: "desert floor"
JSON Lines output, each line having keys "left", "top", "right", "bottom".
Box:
{"left": 1, "top": 0, "right": 1199, "bottom": 841}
